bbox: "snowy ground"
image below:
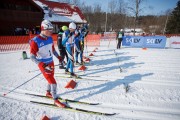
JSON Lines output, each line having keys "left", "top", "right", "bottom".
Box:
{"left": 0, "top": 40, "right": 180, "bottom": 120}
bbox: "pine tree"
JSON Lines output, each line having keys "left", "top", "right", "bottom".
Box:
{"left": 166, "top": 0, "right": 180, "bottom": 34}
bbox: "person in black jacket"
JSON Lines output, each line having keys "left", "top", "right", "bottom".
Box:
{"left": 57, "top": 26, "right": 68, "bottom": 69}
{"left": 116, "top": 29, "right": 124, "bottom": 49}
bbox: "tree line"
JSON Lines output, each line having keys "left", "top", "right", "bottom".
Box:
{"left": 59, "top": 0, "right": 180, "bottom": 34}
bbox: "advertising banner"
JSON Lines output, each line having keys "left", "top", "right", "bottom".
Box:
{"left": 122, "top": 36, "right": 144, "bottom": 47}
{"left": 122, "top": 36, "right": 166, "bottom": 48}
{"left": 143, "top": 36, "right": 166, "bottom": 48}
{"left": 169, "top": 37, "right": 180, "bottom": 48}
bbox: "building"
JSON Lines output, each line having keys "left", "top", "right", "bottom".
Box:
{"left": 0, "top": 0, "right": 44, "bottom": 35}
{"left": 0, "top": 0, "right": 86, "bottom": 35}
{"left": 33, "top": 0, "right": 87, "bottom": 33}
{"left": 124, "top": 28, "right": 144, "bottom": 36}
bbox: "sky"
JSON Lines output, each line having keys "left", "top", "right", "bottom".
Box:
{"left": 80, "top": 0, "right": 179, "bottom": 15}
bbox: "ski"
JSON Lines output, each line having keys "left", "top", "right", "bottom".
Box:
{"left": 55, "top": 74, "right": 82, "bottom": 79}
{"left": 25, "top": 93, "right": 99, "bottom": 105}
{"left": 55, "top": 74, "right": 108, "bottom": 81}
{"left": 30, "top": 100, "right": 116, "bottom": 116}
{"left": 65, "top": 72, "right": 82, "bottom": 79}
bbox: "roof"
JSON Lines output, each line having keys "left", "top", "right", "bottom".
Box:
{"left": 33, "top": 0, "right": 87, "bottom": 23}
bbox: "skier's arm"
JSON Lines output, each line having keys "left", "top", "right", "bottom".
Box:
{"left": 62, "top": 32, "right": 72, "bottom": 45}
{"left": 62, "top": 33, "right": 69, "bottom": 46}
{"left": 57, "top": 34, "right": 63, "bottom": 50}
{"left": 30, "top": 40, "right": 40, "bottom": 64}
{"left": 84, "top": 28, "right": 89, "bottom": 37}
{"left": 52, "top": 44, "right": 62, "bottom": 61}
{"left": 29, "top": 40, "right": 48, "bottom": 71}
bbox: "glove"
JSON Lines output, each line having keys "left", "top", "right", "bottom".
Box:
{"left": 59, "top": 49, "right": 62, "bottom": 54}
{"left": 58, "top": 56, "right": 63, "bottom": 62}
{"left": 38, "top": 62, "right": 53, "bottom": 72}
{"left": 75, "top": 32, "right": 80, "bottom": 37}
{"left": 80, "top": 41, "right": 84, "bottom": 46}
{"left": 38, "top": 62, "right": 47, "bottom": 70}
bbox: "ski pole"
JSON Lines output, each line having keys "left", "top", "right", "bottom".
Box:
{"left": 29, "top": 64, "right": 61, "bottom": 73}
{"left": 28, "top": 69, "right": 39, "bottom": 73}
{"left": 3, "top": 72, "right": 42, "bottom": 96}
{"left": 85, "top": 36, "right": 88, "bottom": 57}
{"left": 108, "top": 38, "right": 111, "bottom": 48}
{"left": 113, "top": 50, "right": 123, "bottom": 73}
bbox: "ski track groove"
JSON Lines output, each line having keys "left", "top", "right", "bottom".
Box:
{"left": 0, "top": 91, "right": 179, "bottom": 120}
{"left": 1, "top": 47, "right": 180, "bottom": 120}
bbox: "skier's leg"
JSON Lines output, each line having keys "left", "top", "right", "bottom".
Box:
{"left": 75, "top": 50, "right": 79, "bottom": 63}
{"left": 66, "top": 46, "right": 73, "bottom": 72}
{"left": 119, "top": 38, "right": 122, "bottom": 48}
{"left": 46, "top": 84, "right": 52, "bottom": 98}
{"left": 51, "top": 84, "right": 66, "bottom": 108}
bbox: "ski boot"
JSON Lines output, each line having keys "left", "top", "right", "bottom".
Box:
{"left": 46, "top": 91, "right": 52, "bottom": 98}
{"left": 54, "top": 99, "right": 66, "bottom": 108}
{"left": 65, "top": 69, "right": 70, "bottom": 74}
{"left": 75, "top": 61, "right": 80, "bottom": 65}
{"left": 59, "top": 62, "right": 65, "bottom": 69}
{"left": 70, "top": 72, "right": 81, "bottom": 79}
{"left": 59, "top": 65, "right": 65, "bottom": 69}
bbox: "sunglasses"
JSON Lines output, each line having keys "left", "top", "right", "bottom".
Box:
{"left": 47, "top": 29, "right": 53, "bottom": 30}
{"left": 45, "top": 29, "right": 53, "bottom": 32}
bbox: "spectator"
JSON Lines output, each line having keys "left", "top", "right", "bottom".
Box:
{"left": 116, "top": 29, "right": 124, "bottom": 49}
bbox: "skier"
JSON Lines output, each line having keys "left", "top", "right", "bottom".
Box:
{"left": 79, "top": 24, "right": 89, "bottom": 64}
{"left": 57, "top": 25, "right": 68, "bottom": 69}
{"left": 116, "top": 29, "right": 124, "bottom": 49}
{"left": 29, "top": 19, "right": 66, "bottom": 108}
{"left": 74, "top": 26, "right": 82, "bottom": 65}
{"left": 62, "top": 22, "right": 77, "bottom": 77}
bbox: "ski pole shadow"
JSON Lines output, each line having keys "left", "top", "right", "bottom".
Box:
{"left": 59, "top": 73, "right": 153, "bottom": 101}
{"left": 81, "top": 61, "right": 144, "bottom": 76}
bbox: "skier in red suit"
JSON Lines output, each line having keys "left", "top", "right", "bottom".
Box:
{"left": 29, "top": 19, "right": 65, "bottom": 108}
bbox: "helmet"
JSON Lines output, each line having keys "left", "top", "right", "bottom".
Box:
{"left": 120, "top": 29, "right": 123, "bottom": 31}
{"left": 69, "top": 22, "right": 76, "bottom": 29}
{"left": 62, "top": 26, "right": 68, "bottom": 31}
{"left": 41, "top": 20, "right": 53, "bottom": 30}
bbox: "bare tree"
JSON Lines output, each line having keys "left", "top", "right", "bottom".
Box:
{"left": 127, "top": 0, "right": 144, "bottom": 35}
{"left": 108, "top": 0, "right": 117, "bottom": 31}
{"left": 108, "top": 0, "right": 117, "bottom": 14}
{"left": 115, "top": 0, "right": 127, "bottom": 29}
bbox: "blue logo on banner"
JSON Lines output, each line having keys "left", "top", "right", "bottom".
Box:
{"left": 122, "top": 36, "right": 131, "bottom": 46}
{"left": 131, "top": 36, "right": 144, "bottom": 47}
{"left": 144, "top": 36, "right": 166, "bottom": 48}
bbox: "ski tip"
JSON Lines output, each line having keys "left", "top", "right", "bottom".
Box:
{"left": 89, "top": 103, "right": 100, "bottom": 105}
{"left": 105, "top": 113, "right": 116, "bottom": 116}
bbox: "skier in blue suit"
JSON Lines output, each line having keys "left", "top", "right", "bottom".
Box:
{"left": 74, "top": 26, "right": 82, "bottom": 65}
{"left": 79, "top": 24, "right": 89, "bottom": 64}
{"left": 62, "top": 22, "right": 77, "bottom": 76}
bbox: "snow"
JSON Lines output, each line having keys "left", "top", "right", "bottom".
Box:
{"left": 0, "top": 40, "right": 180, "bottom": 120}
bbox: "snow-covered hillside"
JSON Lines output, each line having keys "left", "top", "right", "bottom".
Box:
{"left": 0, "top": 40, "right": 180, "bottom": 120}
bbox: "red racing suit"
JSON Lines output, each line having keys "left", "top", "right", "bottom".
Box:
{"left": 30, "top": 34, "right": 61, "bottom": 84}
